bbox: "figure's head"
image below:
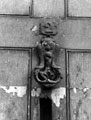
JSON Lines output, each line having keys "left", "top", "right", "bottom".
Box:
{"left": 41, "top": 37, "right": 55, "bottom": 52}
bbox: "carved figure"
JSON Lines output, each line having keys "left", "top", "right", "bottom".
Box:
{"left": 34, "top": 19, "right": 63, "bottom": 88}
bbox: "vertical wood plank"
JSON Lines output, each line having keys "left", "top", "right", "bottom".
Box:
{"left": 69, "top": 52, "right": 91, "bottom": 120}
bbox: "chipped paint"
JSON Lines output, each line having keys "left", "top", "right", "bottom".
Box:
{"left": 31, "top": 87, "right": 41, "bottom": 97}
{"left": 33, "top": 108, "right": 37, "bottom": 120}
{"left": 0, "top": 86, "right": 26, "bottom": 97}
{"left": 51, "top": 87, "right": 66, "bottom": 107}
{"left": 31, "top": 25, "right": 38, "bottom": 32}
{"left": 83, "top": 87, "right": 89, "bottom": 92}
{"left": 73, "top": 88, "right": 77, "bottom": 93}
{"left": 73, "top": 87, "right": 90, "bottom": 94}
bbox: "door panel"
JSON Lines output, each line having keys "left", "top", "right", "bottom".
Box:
{"left": 0, "top": 0, "right": 30, "bottom": 15}
{"left": 0, "top": 17, "right": 37, "bottom": 47}
{"left": 69, "top": 52, "right": 91, "bottom": 120}
{"left": 0, "top": 50, "right": 31, "bottom": 120}
{"left": 0, "top": 50, "right": 29, "bottom": 85}
{"left": 52, "top": 49, "right": 66, "bottom": 120}
{"left": 31, "top": 48, "right": 66, "bottom": 120}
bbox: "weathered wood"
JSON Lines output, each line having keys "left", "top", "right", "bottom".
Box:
{"left": 0, "top": 50, "right": 29, "bottom": 85}
{"left": 0, "top": 50, "right": 31, "bottom": 120}
{"left": 69, "top": 0, "right": 91, "bottom": 17}
{"left": 1, "top": 17, "right": 91, "bottom": 49}
{"left": 31, "top": 48, "right": 66, "bottom": 120}
{"left": 33, "top": 0, "right": 64, "bottom": 17}
{"left": 0, "top": 89, "right": 27, "bottom": 120}
{"left": 69, "top": 52, "right": 91, "bottom": 120}
{"left": 69, "top": 53, "right": 91, "bottom": 88}
{"left": 0, "top": 0, "right": 31, "bottom": 15}
{"left": 0, "top": 17, "right": 38, "bottom": 47}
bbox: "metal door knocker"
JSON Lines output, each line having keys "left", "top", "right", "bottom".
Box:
{"left": 34, "top": 19, "right": 63, "bottom": 88}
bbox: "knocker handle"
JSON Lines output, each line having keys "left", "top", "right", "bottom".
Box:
{"left": 34, "top": 19, "right": 63, "bottom": 88}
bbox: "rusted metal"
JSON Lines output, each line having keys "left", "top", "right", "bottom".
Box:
{"left": 34, "top": 19, "right": 63, "bottom": 88}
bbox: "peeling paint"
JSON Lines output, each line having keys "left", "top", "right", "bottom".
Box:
{"left": 31, "top": 26, "right": 38, "bottom": 32}
{"left": 73, "top": 88, "right": 77, "bottom": 93}
{"left": 71, "top": 87, "right": 91, "bottom": 120}
{"left": 0, "top": 86, "right": 26, "bottom": 97}
{"left": 51, "top": 87, "right": 66, "bottom": 107}
{"left": 73, "top": 87, "right": 90, "bottom": 94}
{"left": 31, "top": 87, "right": 41, "bottom": 97}
{"left": 33, "top": 108, "right": 37, "bottom": 120}
{"left": 83, "top": 87, "right": 89, "bottom": 92}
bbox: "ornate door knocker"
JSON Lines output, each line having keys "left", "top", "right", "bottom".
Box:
{"left": 34, "top": 19, "right": 63, "bottom": 88}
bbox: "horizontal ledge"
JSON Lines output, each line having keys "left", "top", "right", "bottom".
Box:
{"left": 67, "top": 16, "right": 91, "bottom": 20}
{"left": 0, "top": 46, "right": 91, "bottom": 52}
{"left": 0, "top": 46, "right": 33, "bottom": 51}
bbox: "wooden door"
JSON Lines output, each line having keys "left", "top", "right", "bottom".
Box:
{"left": 31, "top": 48, "right": 66, "bottom": 120}
{"left": 30, "top": 19, "right": 67, "bottom": 120}
{"left": 31, "top": 48, "right": 91, "bottom": 120}
{"left": 1, "top": 16, "right": 91, "bottom": 120}
{"left": 0, "top": 49, "right": 31, "bottom": 120}
{"left": 67, "top": 50, "right": 91, "bottom": 120}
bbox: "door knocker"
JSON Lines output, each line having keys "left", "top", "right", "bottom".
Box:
{"left": 34, "top": 19, "right": 63, "bottom": 88}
